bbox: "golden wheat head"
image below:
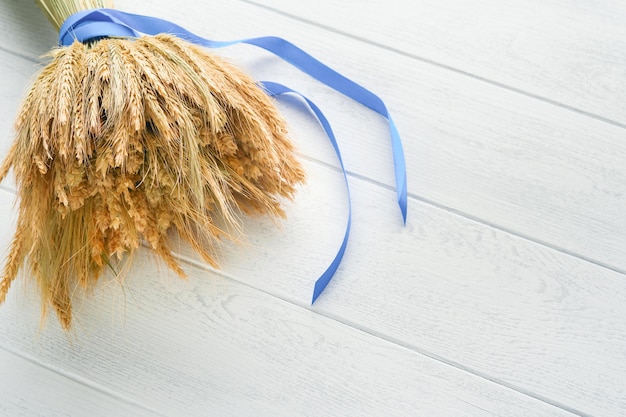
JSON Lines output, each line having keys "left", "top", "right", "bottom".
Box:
{"left": 0, "top": 34, "right": 305, "bottom": 329}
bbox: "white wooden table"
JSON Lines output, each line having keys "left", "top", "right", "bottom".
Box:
{"left": 1, "top": 1, "right": 625, "bottom": 416}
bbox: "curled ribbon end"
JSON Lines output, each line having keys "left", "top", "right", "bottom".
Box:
{"left": 311, "top": 283, "right": 325, "bottom": 305}
{"left": 399, "top": 181, "right": 408, "bottom": 226}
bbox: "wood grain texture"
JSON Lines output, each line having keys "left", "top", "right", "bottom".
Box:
{"left": 0, "top": 348, "right": 158, "bottom": 417}
{"left": 248, "top": 0, "right": 626, "bottom": 125}
{"left": 0, "top": 192, "right": 574, "bottom": 417}
{"left": 0, "top": 0, "right": 624, "bottom": 416}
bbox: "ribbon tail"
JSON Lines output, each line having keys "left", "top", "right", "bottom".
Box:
{"left": 261, "top": 81, "right": 352, "bottom": 304}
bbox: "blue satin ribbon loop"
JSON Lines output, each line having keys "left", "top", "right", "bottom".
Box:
{"left": 59, "top": 8, "right": 407, "bottom": 302}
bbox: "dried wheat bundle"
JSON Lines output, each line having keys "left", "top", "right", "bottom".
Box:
{"left": 0, "top": 0, "right": 305, "bottom": 329}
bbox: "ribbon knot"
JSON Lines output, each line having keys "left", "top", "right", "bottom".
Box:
{"left": 60, "top": 8, "right": 408, "bottom": 303}
{"left": 59, "top": 9, "right": 141, "bottom": 45}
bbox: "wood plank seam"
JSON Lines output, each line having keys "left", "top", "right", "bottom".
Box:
{"left": 410, "top": 193, "right": 626, "bottom": 277}
{"left": 0, "top": 344, "right": 166, "bottom": 417}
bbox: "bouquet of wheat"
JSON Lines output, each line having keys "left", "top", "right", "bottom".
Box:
{"left": 0, "top": 0, "right": 307, "bottom": 329}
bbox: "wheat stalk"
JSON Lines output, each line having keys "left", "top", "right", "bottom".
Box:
{"left": 0, "top": 3, "right": 305, "bottom": 330}
{"left": 36, "top": 0, "right": 115, "bottom": 30}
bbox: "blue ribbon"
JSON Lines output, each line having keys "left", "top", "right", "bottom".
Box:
{"left": 59, "top": 8, "right": 407, "bottom": 303}
{"left": 261, "top": 82, "right": 352, "bottom": 303}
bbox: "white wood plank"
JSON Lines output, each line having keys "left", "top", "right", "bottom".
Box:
{"left": 1, "top": 161, "right": 624, "bottom": 417}
{"left": 0, "top": 348, "right": 159, "bottom": 417}
{"left": 247, "top": 0, "right": 626, "bottom": 125}
{"left": 0, "top": 0, "right": 57, "bottom": 58}
{"left": 0, "top": 194, "right": 575, "bottom": 417}
{"left": 1, "top": 0, "right": 624, "bottom": 273}
{"left": 174, "top": 163, "right": 626, "bottom": 417}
